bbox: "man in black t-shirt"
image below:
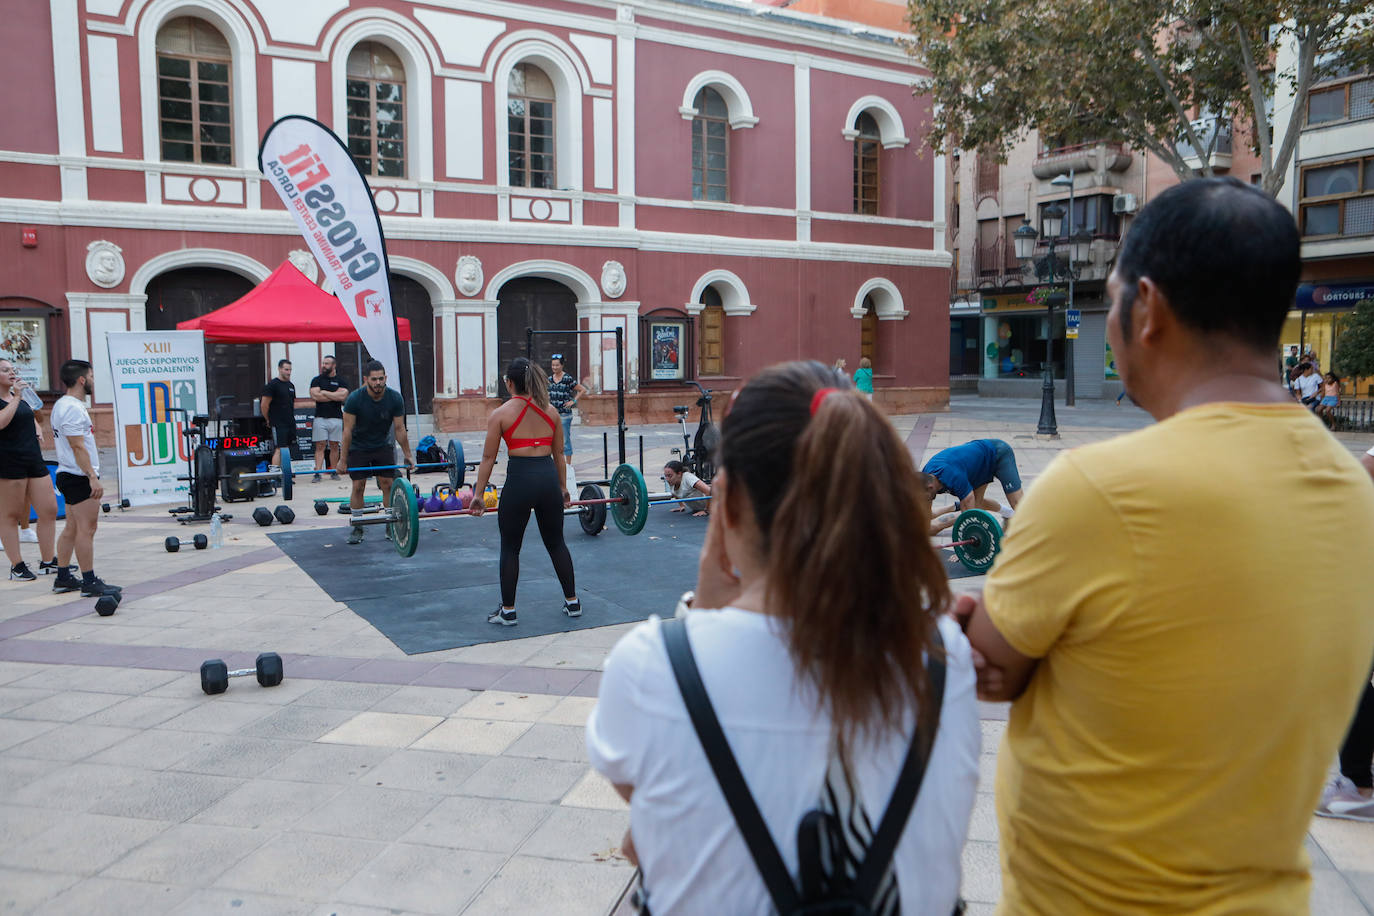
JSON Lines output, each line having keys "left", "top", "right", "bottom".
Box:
{"left": 340, "top": 360, "right": 412, "bottom": 545}
{"left": 259, "top": 359, "right": 298, "bottom": 468}
{"left": 308, "top": 354, "right": 349, "bottom": 482}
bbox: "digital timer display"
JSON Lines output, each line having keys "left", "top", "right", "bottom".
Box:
{"left": 207, "top": 436, "right": 261, "bottom": 450}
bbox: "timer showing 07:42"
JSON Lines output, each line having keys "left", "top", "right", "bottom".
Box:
{"left": 206, "top": 436, "right": 260, "bottom": 450}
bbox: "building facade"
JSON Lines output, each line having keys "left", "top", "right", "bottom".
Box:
{"left": 0, "top": 0, "right": 949, "bottom": 440}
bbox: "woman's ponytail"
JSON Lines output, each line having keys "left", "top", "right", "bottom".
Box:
{"left": 505, "top": 356, "right": 550, "bottom": 412}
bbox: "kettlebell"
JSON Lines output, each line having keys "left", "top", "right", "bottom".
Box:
{"left": 442, "top": 488, "right": 460, "bottom": 511}
{"left": 483, "top": 485, "right": 498, "bottom": 509}
{"left": 458, "top": 486, "right": 473, "bottom": 509}
{"left": 424, "top": 486, "right": 446, "bottom": 513}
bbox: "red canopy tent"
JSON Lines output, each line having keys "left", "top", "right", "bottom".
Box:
{"left": 177, "top": 259, "right": 411, "bottom": 342}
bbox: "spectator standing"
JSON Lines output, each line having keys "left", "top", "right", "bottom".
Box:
{"left": 49, "top": 360, "right": 118, "bottom": 596}
{"left": 547, "top": 353, "right": 586, "bottom": 470}
{"left": 1282, "top": 344, "right": 1299, "bottom": 386}
{"left": 954, "top": 178, "right": 1374, "bottom": 912}
{"left": 853, "top": 356, "right": 875, "bottom": 399}
{"left": 0, "top": 359, "right": 58, "bottom": 581}
{"left": 308, "top": 354, "right": 349, "bottom": 482}
{"left": 831, "top": 356, "right": 848, "bottom": 383}
{"left": 259, "top": 359, "right": 298, "bottom": 470}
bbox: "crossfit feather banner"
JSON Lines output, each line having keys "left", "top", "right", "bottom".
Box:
{"left": 258, "top": 116, "right": 401, "bottom": 387}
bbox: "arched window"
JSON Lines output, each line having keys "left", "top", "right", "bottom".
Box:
{"left": 508, "top": 63, "right": 556, "bottom": 189}
{"left": 853, "top": 111, "right": 881, "bottom": 215}
{"left": 698, "top": 286, "right": 725, "bottom": 376}
{"left": 692, "top": 87, "right": 729, "bottom": 202}
{"left": 347, "top": 42, "right": 407, "bottom": 178}
{"left": 861, "top": 294, "right": 877, "bottom": 363}
{"left": 156, "top": 18, "right": 233, "bottom": 165}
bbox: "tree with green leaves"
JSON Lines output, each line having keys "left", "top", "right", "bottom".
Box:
{"left": 905, "top": 0, "right": 1374, "bottom": 196}
{"left": 1334, "top": 298, "right": 1374, "bottom": 380}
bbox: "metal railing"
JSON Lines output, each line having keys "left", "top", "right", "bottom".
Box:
{"left": 1176, "top": 117, "right": 1233, "bottom": 160}
{"left": 1331, "top": 398, "right": 1374, "bottom": 431}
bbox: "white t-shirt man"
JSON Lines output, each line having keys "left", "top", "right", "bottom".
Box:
{"left": 51, "top": 395, "right": 98, "bottom": 478}
{"left": 587, "top": 610, "right": 980, "bottom": 916}
{"left": 1294, "top": 371, "right": 1322, "bottom": 401}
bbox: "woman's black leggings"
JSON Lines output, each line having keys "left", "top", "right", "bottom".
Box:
{"left": 498, "top": 456, "right": 575, "bottom": 608}
{"left": 1339, "top": 669, "right": 1374, "bottom": 790}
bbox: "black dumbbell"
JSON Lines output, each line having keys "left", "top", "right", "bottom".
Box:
{"left": 273, "top": 505, "right": 295, "bottom": 525}
{"left": 200, "top": 652, "right": 285, "bottom": 695}
{"left": 95, "top": 592, "right": 120, "bottom": 616}
{"left": 165, "top": 536, "right": 180, "bottom": 552}
{"left": 102, "top": 503, "right": 111, "bottom": 514}
{"left": 252, "top": 507, "right": 274, "bottom": 527}
{"left": 314, "top": 499, "right": 328, "bottom": 516}
{"left": 193, "top": 533, "right": 208, "bottom": 550}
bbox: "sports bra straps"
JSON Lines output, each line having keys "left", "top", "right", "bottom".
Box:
{"left": 502, "top": 397, "right": 557, "bottom": 449}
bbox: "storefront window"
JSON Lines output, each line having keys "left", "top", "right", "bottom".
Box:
{"left": 983, "top": 312, "right": 1065, "bottom": 379}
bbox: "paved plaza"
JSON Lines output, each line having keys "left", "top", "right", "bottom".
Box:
{"left": 2, "top": 397, "right": 1372, "bottom": 914}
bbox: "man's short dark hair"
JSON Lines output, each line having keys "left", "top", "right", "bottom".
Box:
{"left": 323, "top": 354, "right": 335, "bottom": 361}
{"left": 1115, "top": 177, "right": 1299, "bottom": 351}
{"left": 278, "top": 359, "right": 291, "bottom": 368}
{"left": 363, "top": 360, "right": 385, "bottom": 377}
{"left": 60, "top": 360, "right": 92, "bottom": 388}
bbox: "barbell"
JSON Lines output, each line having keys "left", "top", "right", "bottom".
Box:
{"left": 233, "top": 440, "right": 477, "bottom": 501}
{"left": 934, "top": 509, "right": 1004, "bottom": 574}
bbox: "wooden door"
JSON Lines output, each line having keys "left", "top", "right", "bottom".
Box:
{"left": 496, "top": 277, "right": 578, "bottom": 398}
{"left": 860, "top": 296, "right": 877, "bottom": 364}
{"left": 144, "top": 267, "right": 259, "bottom": 416}
{"left": 699, "top": 304, "right": 724, "bottom": 376}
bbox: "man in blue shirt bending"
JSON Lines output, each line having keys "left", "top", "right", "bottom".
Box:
{"left": 920, "top": 438, "right": 1024, "bottom": 534}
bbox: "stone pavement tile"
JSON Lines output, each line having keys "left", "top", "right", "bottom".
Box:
{"left": 521, "top": 645, "right": 618, "bottom": 670}
{"left": 963, "top": 904, "right": 996, "bottom": 916}
{"left": 236, "top": 704, "right": 358, "bottom": 741}
{"left": 79, "top": 695, "right": 201, "bottom": 729}
{"left": 412, "top": 716, "right": 532, "bottom": 755}
{"left": 44, "top": 876, "right": 191, "bottom": 913}
{"left": 444, "top": 634, "right": 559, "bottom": 667}
{"left": 959, "top": 839, "right": 1003, "bottom": 905}
{"left": 1348, "top": 871, "right": 1374, "bottom": 910}
{"left": 967, "top": 792, "right": 999, "bottom": 843}
{"left": 561, "top": 770, "right": 629, "bottom": 811}
{"left": 0, "top": 717, "right": 60, "bottom": 751}
{"left": 570, "top": 672, "right": 602, "bottom": 698}
{"left": 101, "top": 822, "right": 266, "bottom": 886}
{"left": 362, "top": 748, "right": 488, "bottom": 795}
{"left": 213, "top": 832, "right": 388, "bottom": 900}
{"left": 400, "top": 795, "right": 551, "bottom": 853}
{"left": 519, "top": 805, "right": 630, "bottom": 864}
{"left": 0, "top": 812, "right": 166, "bottom": 875}
{"left": 455, "top": 689, "right": 561, "bottom": 722}
{"left": 0, "top": 685, "right": 59, "bottom": 714}
{"left": 0, "top": 867, "right": 81, "bottom": 915}
{"left": 7, "top": 722, "right": 138, "bottom": 761}
{"left": 159, "top": 700, "right": 279, "bottom": 734}
{"left": 460, "top": 755, "right": 587, "bottom": 804}
{"left": 88, "top": 769, "right": 242, "bottom": 822}
{"left": 977, "top": 701, "right": 1010, "bottom": 722}
{"left": 6, "top": 761, "right": 147, "bottom": 812}
{"left": 489, "top": 664, "right": 591, "bottom": 696}
{"left": 295, "top": 785, "right": 444, "bottom": 841}
{"left": 369, "top": 685, "right": 480, "bottom": 717}
{"left": 169, "top": 734, "right": 308, "bottom": 778}
{"left": 295, "top": 681, "right": 402, "bottom": 710}
{"left": 539, "top": 695, "right": 598, "bottom": 727}
{"left": 318, "top": 711, "right": 444, "bottom": 748}
{"left": 1306, "top": 832, "right": 1335, "bottom": 869}
{"left": 981, "top": 719, "right": 1007, "bottom": 747}
{"left": 1310, "top": 868, "right": 1372, "bottom": 915}
{"left": 505, "top": 723, "right": 589, "bottom": 763}
{"left": 461, "top": 855, "right": 634, "bottom": 916}
{"left": 193, "top": 779, "right": 343, "bottom": 830}
{"left": 0, "top": 803, "right": 60, "bottom": 850}
{"left": 1309, "top": 817, "right": 1374, "bottom": 871}
{"left": 171, "top": 888, "right": 314, "bottom": 915}
{"left": 262, "top": 743, "right": 395, "bottom": 785}
{"left": 0, "top": 756, "right": 58, "bottom": 793}
{"left": 411, "top": 663, "right": 510, "bottom": 691}
{"left": 334, "top": 843, "right": 507, "bottom": 914}
{"left": 978, "top": 753, "right": 998, "bottom": 790}
{"left": 87, "top": 728, "right": 215, "bottom": 770}
{"left": 0, "top": 661, "right": 51, "bottom": 685}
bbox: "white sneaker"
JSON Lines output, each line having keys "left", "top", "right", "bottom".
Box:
{"left": 1316, "top": 774, "right": 1374, "bottom": 822}
{"left": 18, "top": 529, "right": 37, "bottom": 543}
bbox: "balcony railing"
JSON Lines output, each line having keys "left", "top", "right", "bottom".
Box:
{"left": 1177, "top": 116, "right": 1233, "bottom": 170}
{"left": 1032, "top": 141, "right": 1133, "bottom": 179}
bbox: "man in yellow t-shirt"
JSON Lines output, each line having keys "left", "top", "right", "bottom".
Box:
{"left": 956, "top": 177, "right": 1374, "bottom": 915}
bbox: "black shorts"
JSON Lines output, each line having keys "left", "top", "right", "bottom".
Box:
{"left": 347, "top": 445, "right": 397, "bottom": 481}
{"left": 272, "top": 424, "right": 301, "bottom": 461}
{"left": 0, "top": 455, "right": 48, "bottom": 480}
{"left": 56, "top": 472, "right": 93, "bottom": 506}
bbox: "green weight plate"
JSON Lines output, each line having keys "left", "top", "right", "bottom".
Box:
{"left": 388, "top": 478, "right": 420, "bottom": 558}
{"left": 609, "top": 464, "right": 649, "bottom": 537}
{"left": 281, "top": 449, "right": 292, "bottom": 502}
{"left": 447, "top": 440, "right": 465, "bottom": 490}
{"left": 951, "top": 509, "right": 1003, "bottom": 574}
{"left": 579, "top": 484, "right": 606, "bottom": 536}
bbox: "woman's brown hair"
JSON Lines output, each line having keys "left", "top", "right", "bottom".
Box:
{"left": 506, "top": 357, "right": 550, "bottom": 411}
{"left": 718, "top": 361, "right": 949, "bottom": 746}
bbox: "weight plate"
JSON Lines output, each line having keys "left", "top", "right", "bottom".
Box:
{"left": 609, "top": 463, "right": 649, "bottom": 537}
{"left": 579, "top": 484, "right": 606, "bottom": 536}
{"left": 194, "top": 445, "right": 216, "bottom": 516}
{"left": 388, "top": 477, "right": 420, "bottom": 558}
{"left": 447, "top": 440, "right": 465, "bottom": 490}
{"left": 281, "top": 449, "right": 293, "bottom": 502}
{"left": 951, "top": 509, "right": 1003, "bottom": 574}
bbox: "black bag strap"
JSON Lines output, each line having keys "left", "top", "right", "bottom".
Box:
{"left": 662, "top": 616, "right": 946, "bottom": 914}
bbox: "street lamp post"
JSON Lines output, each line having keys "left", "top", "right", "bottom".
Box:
{"left": 1014, "top": 207, "right": 1066, "bottom": 436}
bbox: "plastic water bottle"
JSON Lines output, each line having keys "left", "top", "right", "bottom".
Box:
{"left": 209, "top": 512, "right": 224, "bottom": 549}
{"left": 19, "top": 385, "right": 42, "bottom": 410}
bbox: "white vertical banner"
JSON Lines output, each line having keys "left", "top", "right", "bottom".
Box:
{"left": 106, "top": 331, "right": 209, "bottom": 506}
{"left": 258, "top": 115, "right": 402, "bottom": 387}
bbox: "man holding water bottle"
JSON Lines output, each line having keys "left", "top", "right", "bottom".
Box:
{"left": 0, "top": 358, "right": 59, "bottom": 581}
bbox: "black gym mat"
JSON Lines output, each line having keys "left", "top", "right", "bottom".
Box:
{"left": 268, "top": 509, "right": 708, "bottom": 655}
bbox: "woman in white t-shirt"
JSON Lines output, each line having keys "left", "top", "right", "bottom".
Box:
{"left": 663, "top": 460, "right": 711, "bottom": 516}
{"left": 587, "top": 361, "right": 979, "bottom": 915}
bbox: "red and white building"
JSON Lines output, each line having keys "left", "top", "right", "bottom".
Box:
{"left": 2, "top": 0, "right": 949, "bottom": 438}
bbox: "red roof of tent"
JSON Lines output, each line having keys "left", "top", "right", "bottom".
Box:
{"left": 177, "top": 260, "right": 412, "bottom": 343}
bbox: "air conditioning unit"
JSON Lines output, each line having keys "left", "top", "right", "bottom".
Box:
{"left": 1112, "top": 193, "right": 1139, "bottom": 214}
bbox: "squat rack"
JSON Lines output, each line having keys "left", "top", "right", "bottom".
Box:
{"left": 526, "top": 326, "right": 626, "bottom": 469}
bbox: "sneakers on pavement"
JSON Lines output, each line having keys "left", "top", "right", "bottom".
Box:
{"left": 312, "top": 473, "right": 322, "bottom": 483}
{"left": 18, "top": 528, "right": 37, "bottom": 543}
{"left": 52, "top": 569, "right": 81, "bottom": 593}
{"left": 488, "top": 606, "right": 518, "bottom": 626}
{"left": 38, "top": 558, "right": 66, "bottom": 576}
{"left": 330, "top": 471, "right": 339, "bottom": 480}
{"left": 347, "top": 526, "right": 364, "bottom": 545}
{"left": 562, "top": 599, "right": 582, "bottom": 618}
{"left": 80, "top": 576, "right": 120, "bottom": 597}
{"left": 9, "top": 562, "right": 35, "bottom": 581}
{"left": 1316, "top": 774, "right": 1374, "bottom": 822}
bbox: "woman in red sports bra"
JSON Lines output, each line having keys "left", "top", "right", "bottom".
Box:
{"left": 470, "top": 357, "right": 580, "bottom": 626}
